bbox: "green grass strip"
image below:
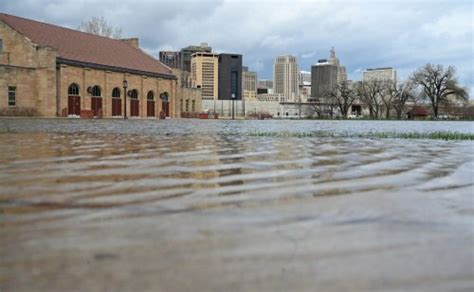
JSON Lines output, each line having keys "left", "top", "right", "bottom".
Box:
{"left": 248, "top": 131, "right": 474, "bottom": 141}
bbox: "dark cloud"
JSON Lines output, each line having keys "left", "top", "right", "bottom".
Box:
{"left": 1, "top": 0, "right": 472, "bottom": 95}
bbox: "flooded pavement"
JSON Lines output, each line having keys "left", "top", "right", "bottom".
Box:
{"left": 0, "top": 118, "right": 473, "bottom": 292}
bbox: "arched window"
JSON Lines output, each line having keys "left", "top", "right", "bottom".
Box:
{"left": 92, "top": 85, "right": 101, "bottom": 97}
{"left": 112, "top": 87, "right": 121, "bottom": 98}
{"left": 129, "top": 89, "right": 138, "bottom": 99}
{"left": 147, "top": 91, "right": 154, "bottom": 101}
{"left": 68, "top": 83, "right": 80, "bottom": 95}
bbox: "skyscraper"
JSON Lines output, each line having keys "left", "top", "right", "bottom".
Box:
{"left": 242, "top": 67, "right": 257, "bottom": 101}
{"left": 159, "top": 51, "right": 181, "bottom": 69}
{"left": 159, "top": 43, "right": 212, "bottom": 88}
{"left": 218, "top": 54, "right": 243, "bottom": 100}
{"left": 273, "top": 55, "right": 299, "bottom": 102}
{"left": 191, "top": 52, "right": 219, "bottom": 100}
{"left": 181, "top": 43, "right": 212, "bottom": 72}
{"left": 158, "top": 43, "right": 212, "bottom": 72}
{"left": 299, "top": 71, "right": 311, "bottom": 85}
{"left": 311, "top": 47, "right": 347, "bottom": 98}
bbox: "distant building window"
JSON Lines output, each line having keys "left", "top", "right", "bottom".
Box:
{"left": 112, "top": 87, "right": 121, "bottom": 98}
{"left": 0, "top": 39, "right": 3, "bottom": 54}
{"left": 191, "top": 100, "right": 195, "bottom": 112}
{"left": 8, "top": 86, "right": 16, "bottom": 107}
{"left": 129, "top": 89, "right": 138, "bottom": 99}
{"left": 147, "top": 91, "right": 154, "bottom": 101}
{"left": 68, "top": 83, "right": 80, "bottom": 95}
{"left": 185, "top": 99, "right": 189, "bottom": 112}
{"left": 92, "top": 86, "right": 101, "bottom": 97}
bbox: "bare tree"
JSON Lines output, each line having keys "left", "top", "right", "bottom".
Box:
{"left": 411, "top": 64, "right": 468, "bottom": 118}
{"left": 378, "top": 81, "right": 395, "bottom": 119}
{"left": 388, "top": 80, "right": 416, "bottom": 120}
{"left": 356, "top": 80, "right": 384, "bottom": 119}
{"left": 305, "top": 97, "right": 324, "bottom": 118}
{"left": 326, "top": 81, "right": 357, "bottom": 118}
{"left": 78, "top": 16, "right": 122, "bottom": 39}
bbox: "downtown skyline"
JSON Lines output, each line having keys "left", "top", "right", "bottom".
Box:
{"left": 0, "top": 0, "right": 472, "bottom": 96}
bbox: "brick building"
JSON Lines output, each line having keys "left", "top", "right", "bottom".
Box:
{"left": 0, "top": 13, "right": 179, "bottom": 118}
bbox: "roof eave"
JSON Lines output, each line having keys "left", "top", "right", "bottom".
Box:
{"left": 56, "top": 58, "right": 177, "bottom": 80}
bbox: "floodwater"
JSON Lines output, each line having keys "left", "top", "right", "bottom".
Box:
{"left": 0, "top": 118, "right": 473, "bottom": 292}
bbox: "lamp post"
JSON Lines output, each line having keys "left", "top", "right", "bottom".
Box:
{"left": 231, "top": 93, "right": 235, "bottom": 120}
{"left": 123, "top": 79, "right": 128, "bottom": 119}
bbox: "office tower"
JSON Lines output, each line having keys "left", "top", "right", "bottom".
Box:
{"left": 159, "top": 43, "right": 212, "bottom": 72}
{"left": 273, "top": 55, "right": 299, "bottom": 102}
{"left": 311, "top": 47, "right": 347, "bottom": 98}
{"left": 181, "top": 43, "right": 212, "bottom": 72}
{"left": 362, "top": 67, "right": 397, "bottom": 83}
{"left": 242, "top": 68, "right": 257, "bottom": 101}
{"left": 218, "top": 54, "right": 243, "bottom": 100}
{"left": 191, "top": 52, "right": 219, "bottom": 100}
{"left": 159, "top": 51, "right": 181, "bottom": 69}
{"left": 299, "top": 71, "right": 311, "bottom": 85}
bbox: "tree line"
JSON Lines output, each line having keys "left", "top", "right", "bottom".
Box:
{"left": 323, "top": 64, "right": 469, "bottom": 119}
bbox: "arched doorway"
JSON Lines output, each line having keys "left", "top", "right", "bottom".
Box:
{"left": 129, "top": 89, "right": 139, "bottom": 117}
{"left": 147, "top": 91, "right": 155, "bottom": 117}
{"left": 68, "top": 83, "right": 81, "bottom": 116}
{"left": 111, "top": 87, "right": 121, "bottom": 116}
{"left": 90, "top": 85, "right": 102, "bottom": 117}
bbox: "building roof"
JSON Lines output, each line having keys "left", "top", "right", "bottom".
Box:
{"left": 365, "top": 67, "right": 394, "bottom": 71}
{"left": 408, "top": 106, "right": 430, "bottom": 116}
{"left": 0, "top": 13, "right": 175, "bottom": 79}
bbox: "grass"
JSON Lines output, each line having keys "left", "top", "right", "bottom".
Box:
{"left": 248, "top": 131, "right": 474, "bottom": 141}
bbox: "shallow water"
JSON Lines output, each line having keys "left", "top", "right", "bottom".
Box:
{"left": 1, "top": 118, "right": 473, "bottom": 291}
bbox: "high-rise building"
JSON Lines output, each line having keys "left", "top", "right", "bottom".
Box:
{"left": 181, "top": 43, "right": 212, "bottom": 72}
{"left": 273, "top": 55, "right": 299, "bottom": 102}
{"left": 242, "top": 68, "right": 257, "bottom": 101}
{"left": 258, "top": 79, "right": 273, "bottom": 89}
{"left": 311, "top": 47, "right": 347, "bottom": 98}
{"left": 159, "top": 43, "right": 212, "bottom": 72}
{"left": 159, "top": 51, "right": 181, "bottom": 69}
{"left": 299, "top": 71, "right": 311, "bottom": 85}
{"left": 218, "top": 54, "right": 243, "bottom": 100}
{"left": 362, "top": 67, "right": 397, "bottom": 83}
{"left": 191, "top": 52, "right": 219, "bottom": 100}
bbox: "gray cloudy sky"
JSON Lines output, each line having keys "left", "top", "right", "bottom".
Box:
{"left": 1, "top": 0, "right": 473, "bottom": 95}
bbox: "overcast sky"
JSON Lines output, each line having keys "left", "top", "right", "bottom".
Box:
{"left": 1, "top": 0, "right": 473, "bottom": 95}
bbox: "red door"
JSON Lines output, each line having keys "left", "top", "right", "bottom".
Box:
{"left": 162, "top": 101, "right": 169, "bottom": 117}
{"left": 112, "top": 98, "right": 122, "bottom": 116}
{"left": 91, "top": 97, "right": 102, "bottom": 117}
{"left": 147, "top": 100, "right": 155, "bottom": 117}
{"left": 68, "top": 96, "right": 81, "bottom": 116}
{"left": 131, "top": 99, "right": 139, "bottom": 117}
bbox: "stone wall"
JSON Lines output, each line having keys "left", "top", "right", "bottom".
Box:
{"left": 58, "top": 65, "right": 177, "bottom": 118}
{"left": 1, "top": 20, "right": 178, "bottom": 118}
{"left": 178, "top": 87, "right": 202, "bottom": 115}
{"left": 0, "top": 20, "right": 57, "bottom": 116}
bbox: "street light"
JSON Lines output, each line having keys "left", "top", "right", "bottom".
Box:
{"left": 123, "top": 79, "right": 128, "bottom": 119}
{"left": 231, "top": 93, "right": 235, "bottom": 120}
